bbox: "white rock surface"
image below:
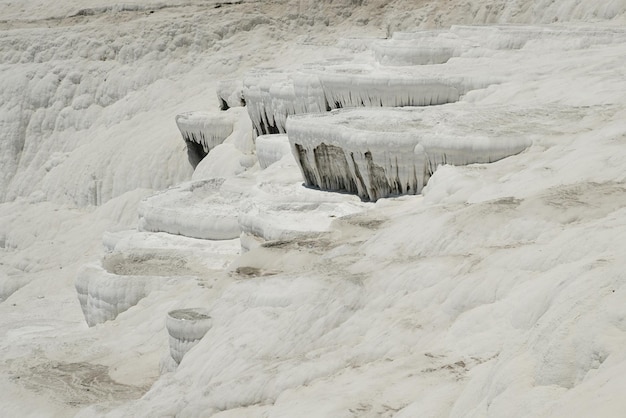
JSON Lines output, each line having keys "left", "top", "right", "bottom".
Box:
{"left": 102, "top": 230, "right": 240, "bottom": 270}
{"left": 237, "top": 151, "right": 369, "bottom": 251}
{"left": 137, "top": 179, "right": 242, "bottom": 240}
{"left": 2, "top": 2, "right": 626, "bottom": 418}
{"left": 0, "top": 273, "right": 29, "bottom": 303}
{"left": 255, "top": 134, "right": 294, "bottom": 169}
{"left": 216, "top": 79, "right": 246, "bottom": 110}
{"left": 75, "top": 263, "right": 170, "bottom": 327}
{"left": 372, "top": 32, "right": 472, "bottom": 65}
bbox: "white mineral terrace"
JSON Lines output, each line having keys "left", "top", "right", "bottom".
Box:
{"left": 175, "top": 109, "right": 242, "bottom": 168}
{"left": 166, "top": 308, "right": 213, "bottom": 365}
{"left": 242, "top": 70, "right": 296, "bottom": 136}
{"left": 101, "top": 230, "right": 241, "bottom": 270}
{"left": 371, "top": 27, "right": 482, "bottom": 65}
{"left": 242, "top": 48, "right": 506, "bottom": 137}
{"left": 242, "top": 65, "right": 492, "bottom": 137}
{"left": 137, "top": 178, "right": 241, "bottom": 240}
{"left": 2, "top": 1, "right": 626, "bottom": 414}
{"left": 75, "top": 263, "right": 171, "bottom": 327}
{"left": 239, "top": 198, "right": 366, "bottom": 251}
{"left": 286, "top": 105, "right": 548, "bottom": 201}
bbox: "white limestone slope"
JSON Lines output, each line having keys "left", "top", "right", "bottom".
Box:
{"left": 101, "top": 22, "right": 626, "bottom": 418}
{"left": 0, "top": 272, "right": 29, "bottom": 302}
{"left": 2, "top": 1, "right": 626, "bottom": 418}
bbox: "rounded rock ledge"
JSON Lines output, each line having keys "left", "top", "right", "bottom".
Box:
{"left": 371, "top": 29, "right": 477, "bottom": 66}
{"left": 238, "top": 198, "right": 365, "bottom": 252}
{"left": 138, "top": 178, "right": 241, "bottom": 240}
{"left": 75, "top": 263, "right": 171, "bottom": 327}
{"left": 175, "top": 109, "right": 243, "bottom": 168}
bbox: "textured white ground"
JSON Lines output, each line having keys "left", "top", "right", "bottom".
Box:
{"left": 1, "top": 1, "right": 626, "bottom": 417}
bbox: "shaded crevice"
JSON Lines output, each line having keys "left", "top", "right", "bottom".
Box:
{"left": 185, "top": 139, "right": 208, "bottom": 169}
{"left": 351, "top": 152, "right": 367, "bottom": 194}
{"left": 324, "top": 97, "right": 332, "bottom": 112}
{"left": 256, "top": 109, "right": 281, "bottom": 136}
{"left": 294, "top": 144, "right": 318, "bottom": 187}
{"left": 296, "top": 145, "right": 412, "bottom": 201}
{"left": 365, "top": 151, "right": 392, "bottom": 200}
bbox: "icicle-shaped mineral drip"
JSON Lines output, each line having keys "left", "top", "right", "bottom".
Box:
{"left": 319, "top": 72, "right": 461, "bottom": 110}
{"left": 293, "top": 72, "right": 328, "bottom": 113}
{"left": 175, "top": 111, "right": 238, "bottom": 168}
{"left": 287, "top": 112, "right": 427, "bottom": 201}
{"left": 243, "top": 71, "right": 296, "bottom": 136}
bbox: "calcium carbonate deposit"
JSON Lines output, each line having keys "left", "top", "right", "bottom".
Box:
{"left": 1, "top": 1, "right": 626, "bottom": 417}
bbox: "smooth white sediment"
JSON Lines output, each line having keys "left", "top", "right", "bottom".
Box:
{"left": 255, "top": 134, "right": 295, "bottom": 169}
{"left": 242, "top": 63, "right": 495, "bottom": 139}
{"left": 137, "top": 178, "right": 241, "bottom": 240}
{"left": 102, "top": 230, "right": 240, "bottom": 270}
{"left": 0, "top": 273, "right": 29, "bottom": 303}
{"left": 166, "top": 308, "right": 213, "bottom": 364}
{"left": 239, "top": 199, "right": 365, "bottom": 251}
{"left": 371, "top": 32, "right": 472, "bottom": 66}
